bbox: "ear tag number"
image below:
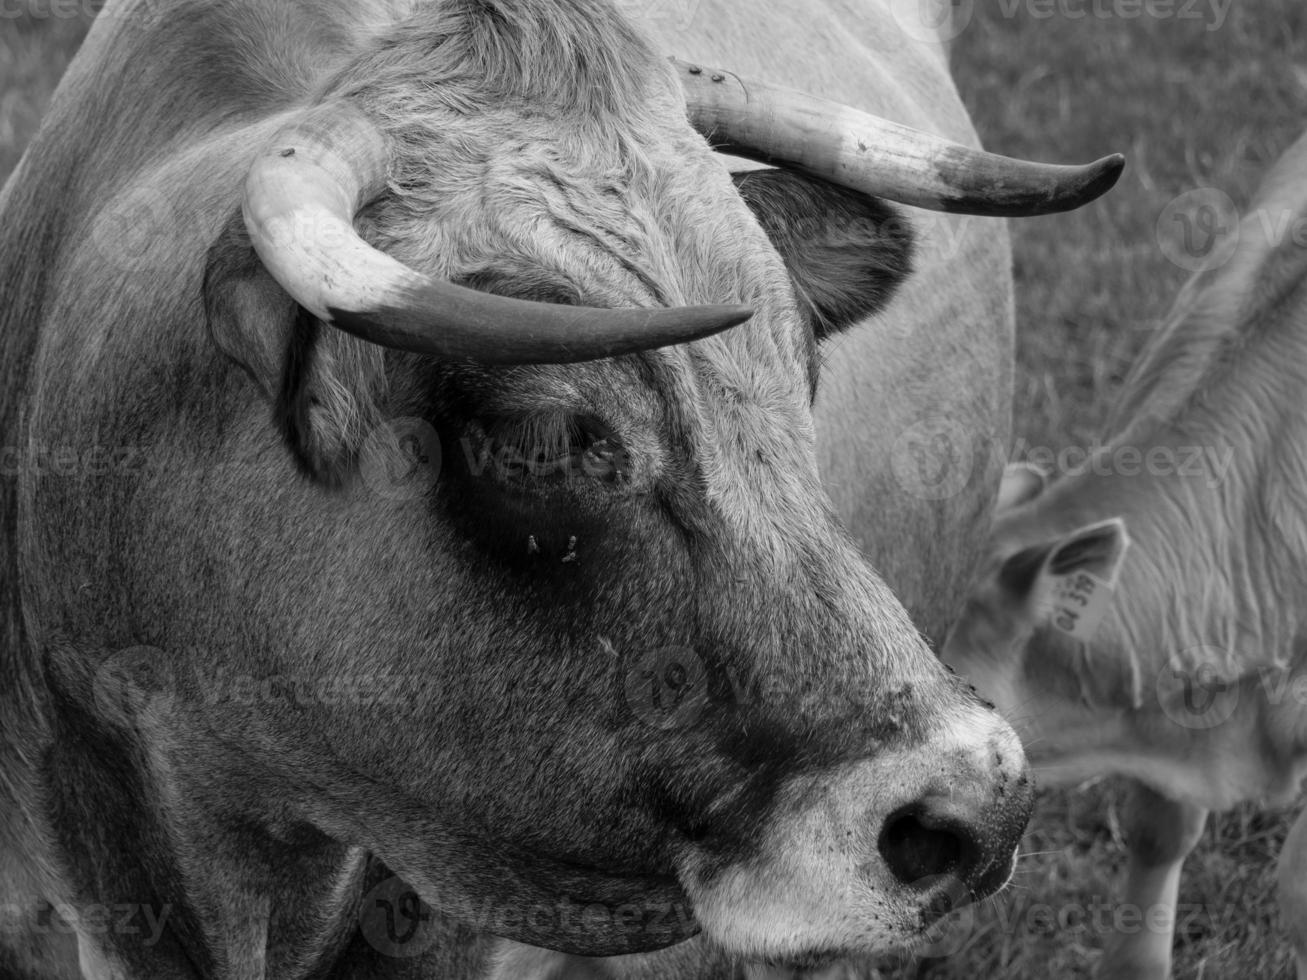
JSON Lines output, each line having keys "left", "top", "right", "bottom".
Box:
{"left": 1046, "top": 570, "right": 1115, "bottom": 642}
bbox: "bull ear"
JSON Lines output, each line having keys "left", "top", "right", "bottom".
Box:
{"left": 202, "top": 211, "right": 388, "bottom": 485}
{"left": 995, "top": 462, "right": 1051, "bottom": 514}
{"left": 732, "top": 169, "right": 914, "bottom": 340}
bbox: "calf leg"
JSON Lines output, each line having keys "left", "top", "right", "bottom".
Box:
{"left": 1278, "top": 804, "right": 1307, "bottom": 980}
{"left": 1097, "top": 781, "right": 1207, "bottom": 980}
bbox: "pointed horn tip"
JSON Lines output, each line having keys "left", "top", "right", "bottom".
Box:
{"left": 1084, "top": 152, "right": 1127, "bottom": 198}
{"left": 942, "top": 151, "right": 1127, "bottom": 217}
{"left": 712, "top": 304, "right": 754, "bottom": 328}
{"left": 657, "top": 301, "right": 754, "bottom": 343}
{"left": 1038, "top": 152, "right": 1127, "bottom": 214}
{"left": 608, "top": 301, "right": 754, "bottom": 350}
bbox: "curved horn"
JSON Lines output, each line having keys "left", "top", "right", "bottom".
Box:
{"left": 242, "top": 103, "right": 752, "bottom": 365}
{"left": 671, "top": 59, "right": 1124, "bottom": 217}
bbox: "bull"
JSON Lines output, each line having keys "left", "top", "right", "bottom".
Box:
{"left": 0, "top": 0, "right": 1120, "bottom": 977}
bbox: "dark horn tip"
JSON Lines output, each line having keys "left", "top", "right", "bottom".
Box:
{"left": 648, "top": 302, "right": 753, "bottom": 347}
{"left": 1080, "top": 152, "right": 1126, "bottom": 202}
{"left": 707, "top": 304, "right": 754, "bottom": 329}
{"left": 589, "top": 302, "right": 751, "bottom": 360}
{"left": 1031, "top": 152, "right": 1126, "bottom": 216}
{"left": 589, "top": 302, "right": 754, "bottom": 357}
{"left": 662, "top": 301, "right": 753, "bottom": 334}
{"left": 942, "top": 150, "right": 1127, "bottom": 217}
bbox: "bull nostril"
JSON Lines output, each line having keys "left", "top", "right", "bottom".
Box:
{"left": 877, "top": 805, "right": 976, "bottom": 888}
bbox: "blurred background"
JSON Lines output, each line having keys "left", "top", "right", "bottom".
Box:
{"left": 914, "top": 4, "right": 1307, "bottom": 977}
{"left": 4, "top": 2, "right": 1306, "bottom": 977}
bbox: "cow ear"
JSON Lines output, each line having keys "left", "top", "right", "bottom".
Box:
{"left": 732, "top": 169, "right": 914, "bottom": 340}
{"left": 1046, "top": 518, "right": 1130, "bottom": 581}
{"left": 996, "top": 541, "right": 1052, "bottom": 598}
{"left": 998, "top": 518, "right": 1130, "bottom": 607}
{"left": 995, "top": 462, "right": 1051, "bottom": 514}
{"left": 202, "top": 211, "right": 388, "bottom": 485}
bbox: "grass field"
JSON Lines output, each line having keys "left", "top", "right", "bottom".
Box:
{"left": 3, "top": 3, "right": 1305, "bottom": 979}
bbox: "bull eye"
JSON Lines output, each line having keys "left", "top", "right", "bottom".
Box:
{"left": 579, "top": 436, "right": 632, "bottom": 482}
{"left": 462, "top": 412, "right": 632, "bottom": 490}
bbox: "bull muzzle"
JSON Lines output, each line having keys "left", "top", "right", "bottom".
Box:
{"left": 673, "top": 696, "right": 1033, "bottom": 963}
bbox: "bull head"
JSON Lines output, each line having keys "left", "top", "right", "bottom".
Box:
{"left": 206, "top": 49, "right": 1081, "bottom": 956}
{"left": 19, "top": 1, "right": 1125, "bottom": 974}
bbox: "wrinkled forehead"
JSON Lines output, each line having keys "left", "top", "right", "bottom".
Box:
{"left": 366, "top": 116, "right": 807, "bottom": 367}
{"left": 333, "top": 0, "right": 814, "bottom": 410}
{"left": 330, "top": 0, "right": 756, "bottom": 247}
{"left": 332, "top": 0, "right": 692, "bottom": 141}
